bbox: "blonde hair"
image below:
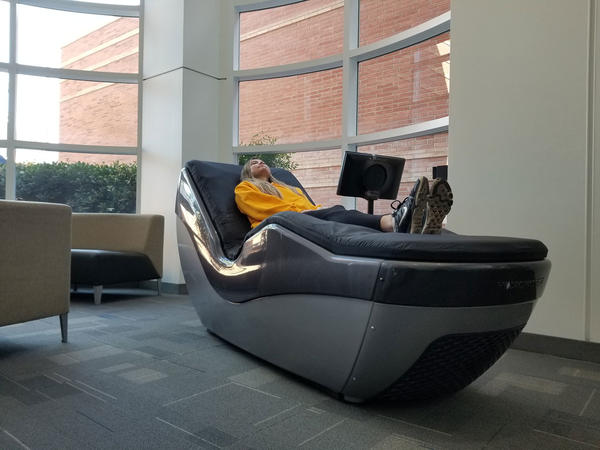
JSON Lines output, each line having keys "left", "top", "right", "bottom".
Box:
{"left": 240, "top": 159, "right": 301, "bottom": 199}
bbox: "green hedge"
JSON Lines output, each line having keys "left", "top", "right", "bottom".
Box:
{"left": 238, "top": 152, "right": 298, "bottom": 171}
{"left": 0, "top": 162, "right": 137, "bottom": 213}
{"left": 237, "top": 132, "right": 298, "bottom": 171}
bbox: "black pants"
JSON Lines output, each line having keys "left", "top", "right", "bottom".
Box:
{"left": 303, "top": 205, "right": 383, "bottom": 231}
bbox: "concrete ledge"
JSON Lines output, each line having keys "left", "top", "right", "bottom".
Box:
{"left": 512, "top": 332, "right": 600, "bottom": 364}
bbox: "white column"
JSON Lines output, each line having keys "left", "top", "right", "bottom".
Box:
{"left": 181, "top": 0, "right": 224, "bottom": 164}
{"left": 141, "top": 0, "right": 224, "bottom": 285}
{"left": 449, "top": 0, "right": 591, "bottom": 340}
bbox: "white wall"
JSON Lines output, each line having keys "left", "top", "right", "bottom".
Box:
{"left": 449, "top": 0, "right": 598, "bottom": 341}
{"left": 591, "top": 2, "right": 600, "bottom": 342}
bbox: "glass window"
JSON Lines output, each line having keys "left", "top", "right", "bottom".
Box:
{"left": 0, "top": 148, "right": 5, "bottom": 199}
{"left": 0, "top": 1, "right": 8, "bottom": 63}
{"left": 239, "top": 68, "right": 342, "bottom": 145}
{"left": 239, "top": 0, "right": 343, "bottom": 70}
{"left": 359, "top": 0, "right": 450, "bottom": 47}
{"left": 16, "top": 148, "right": 136, "bottom": 213}
{"left": 16, "top": 75, "right": 138, "bottom": 146}
{"left": 356, "top": 131, "right": 448, "bottom": 214}
{"left": 357, "top": 32, "right": 450, "bottom": 135}
{"left": 17, "top": 5, "right": 139, "bottom": 73}
{"left": 0, "top": 71, "right": 7, "bottom": 140}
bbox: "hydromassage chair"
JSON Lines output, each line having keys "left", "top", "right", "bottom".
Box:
{"left": 176, "top": 160, "right": 551, "bottom": 402}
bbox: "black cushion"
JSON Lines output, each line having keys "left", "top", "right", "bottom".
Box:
{"left": 71, "top": 249, "right": 160, "bottom": 285}
{"left": 185, "top": 160, "right": 312, "bottom": 259}
{"left": 249, "top": 212, "right": 548, "bottom": 263}
{"left": 185, "top": 160, "right": 548, "bottom": 263}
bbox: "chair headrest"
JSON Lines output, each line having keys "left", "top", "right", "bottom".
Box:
{"left": 184, "top": 160, "right": 310, "bottom": 259}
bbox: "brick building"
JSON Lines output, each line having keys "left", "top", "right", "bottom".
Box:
{"left": 60, "top": 0, "right": 449, "bottom": 213}
{"left": 59, "top": 17, "right": 138, "bottom": 164}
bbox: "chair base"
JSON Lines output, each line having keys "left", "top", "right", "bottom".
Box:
{"left": 71, "top": 280, "right": 162, "bottom": 305}
{"left": 178, "top": 219, "right": 535, "bottom": 402}
{"left": 59, "top": 313, "right": 68, "bottom": 343}
{"left": 93, "top": 285, "right": 102, "bottom": 305}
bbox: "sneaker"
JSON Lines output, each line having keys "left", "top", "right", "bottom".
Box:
{"left": 391, "top": 197, "right": 412, "bottom": 233}
{"left": 422, "top": 178, "right": 453, "bottom": 234}
{"left": 409, "top": 176, "right": 429, "bottom": 234}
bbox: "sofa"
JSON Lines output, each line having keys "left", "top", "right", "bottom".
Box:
{"left": 0, "top": 200, "right": 71, "bottom": 342}
{"left": 71, "top": 213, "right": 164, "bottom": 304}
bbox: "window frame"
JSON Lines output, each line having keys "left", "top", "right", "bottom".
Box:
{"left": 230, "top": 0, "right": 450, "bottom": 208}
{"left": 0, "top": 0, "right": 143, "bottom": 209}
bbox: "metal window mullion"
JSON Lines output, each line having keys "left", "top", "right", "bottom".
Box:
{"left": 17, "top": 64, "right": 138, "bottom": 83}
{"left": 349, "top": 117, "right": 449, "bottom": 148}
{"left": 235, "top": 0, "right": 303, "bottom": 14}
{"left": 6, "top": 0, "right": 16, "bottom": 200}
{"left": 17, "top": 0, "right": 139, "bottom": 18}
{"left": 233, "top": 138, "right": 341, "bottom": 155}
{"left": 342, "top": 0, "right": 358, "bottom": 142}
{"left": 234, "top": 54, "right": 343, "bottom": 81}
{"left": 13, "top": 141, "right": 137, "bottom": 155}
{"left": 232, "top": 7, "right": 241, "bottom": 148}
{"left": 135, "top": 0, "right": 144, "bottom": 213}
{"left": 233, "top": 78, "right": 240, "bottom": 148}
{"left": 233, "top": 5, "right": 241, "bottom": 71}
{"left": 339, "top": 0, "right": 359, "bottom": 210}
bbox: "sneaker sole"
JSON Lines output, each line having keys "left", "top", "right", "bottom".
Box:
{"left": 422, "top": 180, "right": 453, "bottom": 234}
{"left": 410, "top": 177, "right": 429, "bottom": 234}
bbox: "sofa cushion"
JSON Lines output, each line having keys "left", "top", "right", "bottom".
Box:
{"left": 71, "top": 249, "right": 159, "bottom": 285}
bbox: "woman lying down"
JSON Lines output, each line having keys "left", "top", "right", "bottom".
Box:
{"left": 235, "top": 159, "right": 453, "bottom": 234}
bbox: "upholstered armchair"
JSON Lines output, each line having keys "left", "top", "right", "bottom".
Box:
{"left": 71, "top": 214, "right": 164, "bottom": 304}
{"left": 0, "top": 200, "right": 71, "bottom": 342}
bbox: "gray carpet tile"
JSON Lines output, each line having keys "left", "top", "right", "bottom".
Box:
{"left": 1, "top": 293, "right": 600, "bottom": 449}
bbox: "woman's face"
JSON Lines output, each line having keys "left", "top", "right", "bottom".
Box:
{"left": 249, "top": 159, "right": 271, "bottom": 180}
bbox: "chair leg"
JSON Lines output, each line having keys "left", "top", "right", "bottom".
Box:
{"left": 156, "top": 278, "right": 162, "bottom": 296}
{"left": 93, "top": 285, "right": 103, "bottom": 305}
{"left": 59, "top": 313, "right": 68, "bottom": 343}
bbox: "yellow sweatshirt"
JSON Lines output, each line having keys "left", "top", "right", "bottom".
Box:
{"left": 235, "top": 180, "right": 319, "bottom": 228}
